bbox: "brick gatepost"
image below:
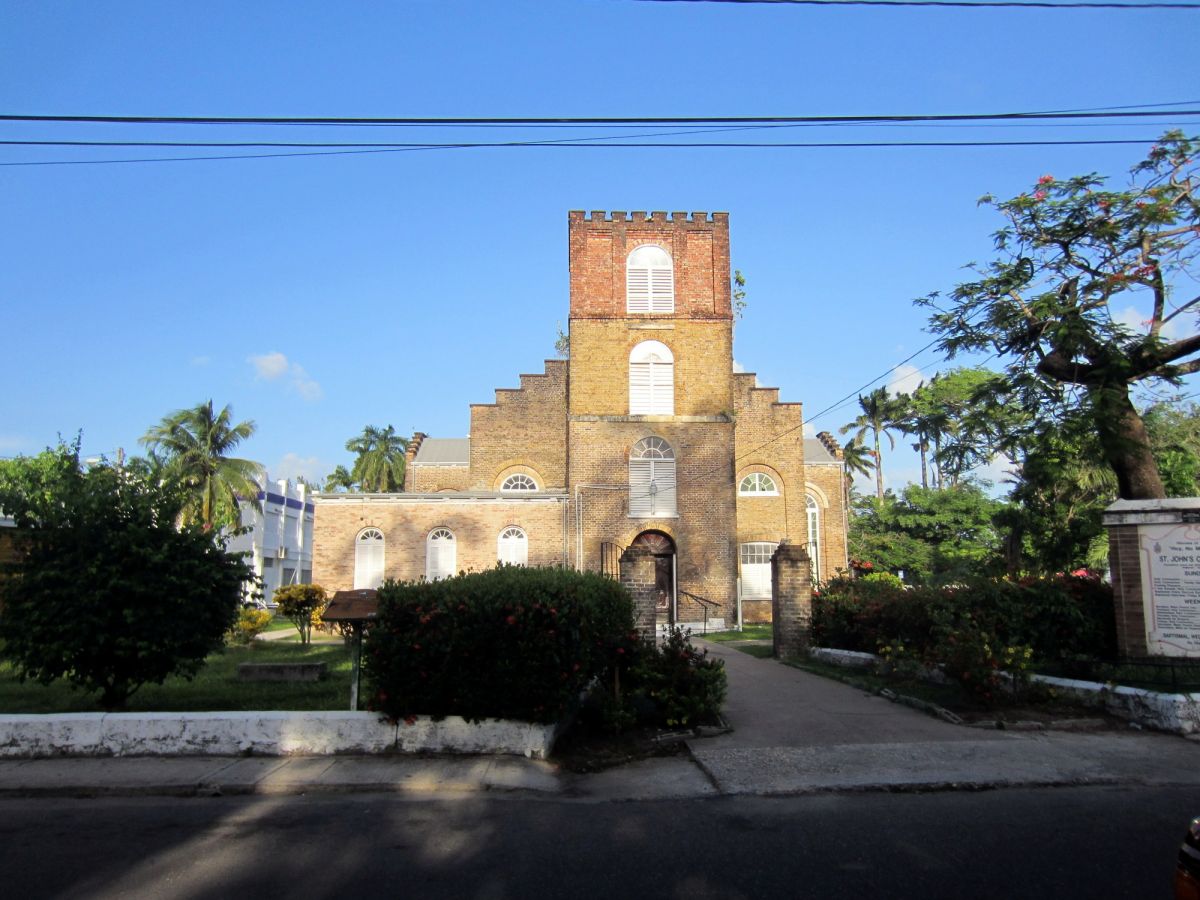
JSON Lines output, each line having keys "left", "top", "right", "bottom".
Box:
{"left": 619, "top": 545, "right": 659, "bottom": 637}
{"left": 771, "top": 541, "right": 813, "bottom": 658}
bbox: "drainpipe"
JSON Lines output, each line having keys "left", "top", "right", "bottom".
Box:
{"left": 573, "top": 484, "right": 626, "bottom": 572}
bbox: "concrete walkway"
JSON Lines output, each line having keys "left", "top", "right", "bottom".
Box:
{"left": 1, "top": 641, "right": 1197, "bottom": 800}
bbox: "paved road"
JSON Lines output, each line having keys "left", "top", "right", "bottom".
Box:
{"left": 2, "top": 785, "right": 1195, "bottom": 899}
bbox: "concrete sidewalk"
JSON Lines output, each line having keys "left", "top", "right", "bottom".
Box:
{"left": 1, "top": 642, "right": 1197, "bottom": 800}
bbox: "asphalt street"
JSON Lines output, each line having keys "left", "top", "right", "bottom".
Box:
{"left": 1, "top": 784, "right": 1195, "bottom": 899}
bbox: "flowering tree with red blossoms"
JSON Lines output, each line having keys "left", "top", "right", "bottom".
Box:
{"left": 920, "top": 132, "right": 1200, "bottom": 500}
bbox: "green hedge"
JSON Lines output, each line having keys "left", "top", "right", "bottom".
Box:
{"left": 812, "top": 575, "right": 1117, "bottom": 701}
{"left": 364, "top": 566, "right": 635, "bottom": 724}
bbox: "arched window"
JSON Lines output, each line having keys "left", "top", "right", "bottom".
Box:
{"left": 629, "top": 341, "right": 674, "bottom": 416}
{"left": 354, "top": 528, "right": 385, "bottom": 589}
{"left": 629, "top": 437, "right": 677, "bottom": 517}
{"left": 738, "top": 472, "right": 779, "bottom": 496}
{"left": 807, "top": 494, "right": 821, "bottom": 583}
{"left": 497, "top": 526, "right": 528, "bottom": 567}
{"left": 426, "top": 528, "right": 456, "bottom": 581}
{"left": 740, "top": 542, "right": 777, "bottom": 601}
{"left": 626, "top": 245, "right": 674, "bottom": 313}
{"left": 500, "top": 473, "right": 538, "bottom": 492}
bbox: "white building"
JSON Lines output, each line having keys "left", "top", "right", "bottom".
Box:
{"left": 227, "top": 478, "right": 315, "bottom": 606}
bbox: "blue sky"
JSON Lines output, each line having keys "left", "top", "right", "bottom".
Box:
{"left": 3, "top": 0, "right": 1197, "bottom": 492}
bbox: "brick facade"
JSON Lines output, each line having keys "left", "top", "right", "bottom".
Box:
{"left": 313, "top": 211, "right": 847, "bottom": 628}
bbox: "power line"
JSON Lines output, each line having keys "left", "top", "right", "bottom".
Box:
{"left": 0, "top": 137, "right": 1179, "bottom": 168}
{"left": 1, "top": 108, "right": 1197, "bottom": 127}
{"left": 634, "top": 0, "right": 1200, "bottom": 8}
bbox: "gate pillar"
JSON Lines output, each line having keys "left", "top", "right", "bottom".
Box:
{"left": 771, "top": 541, "right": 813, "bottom": 658}
{"left": 619, "top": 545, "right": 658, "bottom": 637}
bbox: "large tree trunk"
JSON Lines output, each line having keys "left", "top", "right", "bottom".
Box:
{"left": 873, "top": 431, "right": 884, "bottom": 502}
{"left": 1092, "top": 382, "right": 1166, "bottom": 500}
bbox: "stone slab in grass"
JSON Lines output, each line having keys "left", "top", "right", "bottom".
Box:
{"left": 237, "top": 662, "right": 327, "bottom": 682}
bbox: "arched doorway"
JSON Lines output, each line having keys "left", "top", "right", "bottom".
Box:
{"left": 631, "top": 530, "right": 676, "bottom": 625}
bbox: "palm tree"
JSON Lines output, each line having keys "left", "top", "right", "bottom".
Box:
{"left": 841, "top": 436, "right": 876, "bottom": 509}
{"left": 323, "top": 464, "right": 357, "bottom": 493}
{"left": 840, "top": 387, "right": 902, "bottom": 503}
{"left": 140, "top": 400, "right": 264, "bottom": 530}
{"left": 346, "top": 425, "right": 409, "bottom": 493}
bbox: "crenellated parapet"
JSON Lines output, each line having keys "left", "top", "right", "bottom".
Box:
{"left": 568, "top": 209, "right": 731, "bottom": 320}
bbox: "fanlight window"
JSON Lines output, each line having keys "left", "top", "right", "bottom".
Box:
{"left": 629, "top": 341, "right": 674, "bottom": 416}
{"left": 629, "top": 437, "right": 677, "bottom": 517}
{"left": 497, "top": 526, "right": 528, "bottom": 567}
{"left": 626, "top": 244, "right": 674, "bottom": 313}
{"left": 354, "top": 528, "right": 385, "bottom": 590}
{"left": 740, "top": 541, "right": 777, "bottom": 600}
{"left": 426, "top": 528, "right": 456, "bottom": 581}
{"left": 807, "top": 494, "right": 821, "bottom": 583}
{"left": 500, "top": 473, "right": 538, "bottom": 492}
{"left": 738, "top": 472, "right": 779, "bottom": 496}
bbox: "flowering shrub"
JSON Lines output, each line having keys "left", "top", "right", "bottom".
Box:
{"left": 273, "top": 583, "right": 328, "bottom": 645}
{"left": 228, "top": 607, "right": 272, "bottom": 645}
{"left": 365, "top": 566, "right": 634, "bottom": 724}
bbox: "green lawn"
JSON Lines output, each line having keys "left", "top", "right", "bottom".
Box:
{"left": 263, "top": 615, "right": 297, "bottom": 633}
{"left": 702, "top": 623, "right": 773, "bottom": 643}
{"left": 0, "top": 642, "right": 354, "bottom": 714}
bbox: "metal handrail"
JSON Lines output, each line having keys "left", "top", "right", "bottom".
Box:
{"left": 677, "top": 589, "right": 719, "bottom": 635}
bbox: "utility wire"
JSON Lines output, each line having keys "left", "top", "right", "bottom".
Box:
{"left": 2, "top": 108, "right": 1197, "bottom": 127}
{"left": 634, "top": 0, "right": 1200, "bottom": 9}
{"left": 0, "top": 136, "right": 1179, "bottom": 168}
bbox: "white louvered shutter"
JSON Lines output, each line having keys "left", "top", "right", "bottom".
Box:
{"left": 627, "top": 267, "right": 651, "bottom": 312}
{"left": 426, "top": 529, "right": 456, "bottom": 581}
{"left": 629, "top": 458, "right": 653, "bottom": 516}
{"left": 650, "top": 360, "right": 674, "bottom": 415}
{"left": 651, "top": 459, "right": 676, "bottom": 515}
{"left": 354, "top": 529, "right": 385, "bottom": 589}
{"left": 630, "top": 362, "right": 652, "bottom": 414}
{"left": 740, "top": 543, "right": 776, "bottom": 600}
{"left": 649, "top": 266, "right": 674, "bottom": 312}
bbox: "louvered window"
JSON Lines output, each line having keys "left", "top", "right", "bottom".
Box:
{"left": 426, "top": 528, "right": 456, "bottom": 581}
{"left": 354, "top": 528, "right": 385, "bottom": 589}
{"left": 629, "top": 341, "right": 674, "bottom": 415}
{"left": 807, "top": 494, "right": 821, "bottom": 583}
{"left": 738, "top": 472, "right": 779, "bottom": 496}
{"left": 626, "top": 245, "right": 674, "bottom": 313}
{"left": 497, "top": 526, "right": 528, "bottom": 567}
{"left": 629, "top": 437, "right": 677, "bottom": 517}
{"left": 740, "top": 542, "right": 777, "bottom": 600}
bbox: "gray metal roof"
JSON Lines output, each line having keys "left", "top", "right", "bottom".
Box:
{"left": 413, "top": 437, "right": 470, "bottom": 466}
{"left": 804, "top": 438, "right": 837, "bottom": 464}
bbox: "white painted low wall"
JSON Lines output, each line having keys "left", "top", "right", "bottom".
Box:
{"left": 0, "top": 711, "right": 562, "bottom": 760}
{"left": 811, "top": 647, "right": 1200, "bottom": 736}
{"left": 1031, "top": 675, "right": 1200, "bottom": 736}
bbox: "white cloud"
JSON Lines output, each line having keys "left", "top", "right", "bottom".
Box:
{"left": 803, "top": 422, "right": 816, "bottom": 438}
{"left": 732, "top": 360, "right": 746, "bottom": 373}
{"left": 273, "top": 453, "right": 328, "bottom": 485}
{"left": 887, "top": 363, "right": 926, "bottom": 397}
{"left": 1112, "top": 304, "right": 1184, "bottom": 341}
{"left": 249, "top": 352, "right": 323, "bottom": 402}
{"left": 190, "top": 355, "right": 210, "bottom": 367}
{"left": 250, "top": 351, "right": 290, "bottom": 380}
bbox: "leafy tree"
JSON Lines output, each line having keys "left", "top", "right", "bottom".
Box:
{"left": 733, "top": 269, "right": 747, "bottom": 321}
{"left": 346, "top": 425, "right": 408, "bottom": 493}
{"left": 921, "top": 132, "right": 1200, "bottom": 499}
{"left": 1143, "top": 400, "right": 1200, "bottom": 496}
{"left": 0, "top": 444, "right": 250, "bottom": 709}
{"left": 273, "top": 583, "right": 328, "bottom": 645}
{"left": 140, "top": 400, "right": 264, "bottom": 530}
{"left": 554, "top": 321, "right": 570, "bottom": 358}
{"left": 840, "top": 436, "right": 876, "bottom": 505}
{"left": 323, "top": 464, "right": 358, "bottom": 493}
{"left": 849, "top": 484, "right": 1004, "bottom": 584}
{"left": 840, "top": 387, "right": 904, "bottom": 502}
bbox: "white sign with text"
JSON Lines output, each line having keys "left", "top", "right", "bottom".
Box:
{"left": 1140, "top": 523, "right": 1200, "bottom": 657}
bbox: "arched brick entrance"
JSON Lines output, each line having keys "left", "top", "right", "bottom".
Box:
{"left": 631, "top": 530, "right": 676, "bottom": 625}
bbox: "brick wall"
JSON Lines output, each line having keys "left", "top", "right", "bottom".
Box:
{"left": 407, "top": 465, "right": 470, "bottom": 493}
{"left": 771, "top": 541, "right": 813, "bottom": 658}
{"left": 1108, "top": 524, "right": 1149, "bottom": 657}
{"left": 312, "top": 497, "right": 569, "bottom": 592}
{"left": 468, "top": 360, "right": 568, "bottom": 491}
{"left": 567, "top": 210, "right": 731, "bottom": 321}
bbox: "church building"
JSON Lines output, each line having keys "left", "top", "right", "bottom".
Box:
{"left": 312, "top": 211, "right": 847, "bottom": 627}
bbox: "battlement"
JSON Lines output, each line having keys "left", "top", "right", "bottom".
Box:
{"left": 569, "top": 210, "right": 728, "bottom": 226}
